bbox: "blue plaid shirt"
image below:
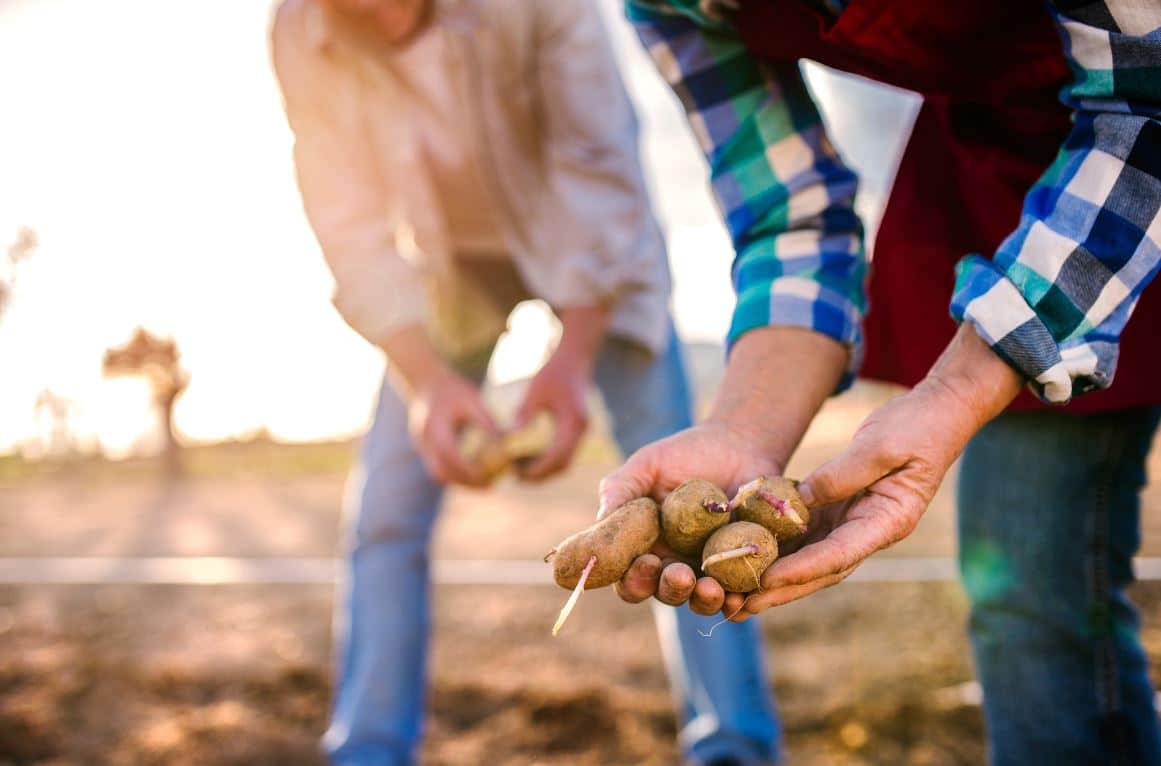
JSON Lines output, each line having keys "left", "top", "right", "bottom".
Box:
{"left": 628, "top": 0, "right": 1161, "bottom": 403}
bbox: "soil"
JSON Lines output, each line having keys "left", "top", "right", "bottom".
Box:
{"left": 4, "top": 381, "right": 1161, "bottom": 765}
{"left": 0, "top": 580, "right": 999, "bottom": 766}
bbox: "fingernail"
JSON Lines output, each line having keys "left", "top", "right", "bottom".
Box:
{"left": 798, "top": 483, "right": 815, "bottom": 507}
{"left": 595, "top": 500, "right": 607, "bottom": 519}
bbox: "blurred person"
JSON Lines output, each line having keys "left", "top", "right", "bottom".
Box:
{"left": 270, "top": 0, "right": 781, "bottom": 764}
{"left": 601, "top": 1, "right": 1161, "bottom": 763}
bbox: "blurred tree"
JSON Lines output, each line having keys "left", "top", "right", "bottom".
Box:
{"left": 0, "top": 227, "right": 37, "bottom": 322}
{"left": 102, "top": 328, "right": 190, "bottom": 476}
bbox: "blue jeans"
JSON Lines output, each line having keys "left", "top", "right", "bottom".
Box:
{"left": 959, "top": 406, "right": 1161, "bottom": 766}
{"left": 323, "top": 325, "right": 780, "bottom": 766}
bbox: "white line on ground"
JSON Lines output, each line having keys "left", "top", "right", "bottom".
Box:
{"left": 1, "top": 556, "right": 1161, "bottom": 586}
{"left": 932, "top": 682, "right": 1161, "bottom": 713}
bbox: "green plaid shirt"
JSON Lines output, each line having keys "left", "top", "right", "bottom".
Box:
{"left": 628, "top": 0, "right": 1161, "bottom": 402}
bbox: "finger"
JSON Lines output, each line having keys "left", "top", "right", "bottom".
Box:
{"left": 416, "top": 446, "right": 451, "bottom": 485}
{"left": 511, "top": 385, "right": 543, "bottom": 430}
{"left": 597, "top": 449, "right": 659, "bottom": 519}
{"left": 742, "top": 567, "right": 856, "bottom": 611}
{"left": 798, "top": 433, "right": 900, "bottom": 508}
{"left": 721, "top": 591, "right": 748, "bottom": 618}
{"left": 517, "top": 413, "right": 584, "bottom": 481}
{"left": 459, "top": 391, "right": 500, "bottom": 438}
{"left": 761, "top": 513, "right": 890, "bottom": 590}
{"left": 688, "top": 577, "right": 726, "bottom": 615}
{"left": 430, "top": 418, "right": 491, "bottom": 487}
{"left": 655, "top": 561, "right": 697, "bottom": 606}
{"left": 614, "top": 554, "right": 662, "bottom": 604}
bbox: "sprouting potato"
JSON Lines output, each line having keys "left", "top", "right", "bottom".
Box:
{"left": 459, "top": 411, "right": 556, "bottom": 479}
{"left": 546, "top": 474, "right": 810, "bottom": 635}
{"left": 546, "top": 497, "right": 661, "bottom": 636}
{"left": 546, "top": 496, "right": 660, "bottom": 590}
{"left": 732, "top": 476, "right": 809, "bottom": 541}
{"left": 660, "top": 479, "right": 730, "bottom": 557}
{"left": 701, "top": 521, "right": 778, "bottom": 593}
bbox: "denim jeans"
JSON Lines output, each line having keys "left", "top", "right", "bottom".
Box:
{"left": 959, "top": 406, "right": 1161, "bottom": 766}
{"left": 323, "top": 324, "right": 780, "bottom": 766}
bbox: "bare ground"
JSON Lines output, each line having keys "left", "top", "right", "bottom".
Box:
{"left": 4, "top": 381, "right": 1161, "bottom": 765}
{"left": 0, "top": 580, "right": 996, "bottom": 766}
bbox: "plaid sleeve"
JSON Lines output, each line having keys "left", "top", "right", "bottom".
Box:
{"left": 950, "top": 2, "right": 1161, "bottom": 403}
{"left": 626, "top": 0, "right": 867, "bottom": 390}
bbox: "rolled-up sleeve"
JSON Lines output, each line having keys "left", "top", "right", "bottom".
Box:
{"left": 950, "top": 2, "right": 1161, "bottom": 403}
{"left": 627, "top": 0, "right": 867, "bottom": 390}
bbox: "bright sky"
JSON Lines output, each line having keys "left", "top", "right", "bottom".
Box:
{"left": 0, "top": 0, "right": 918, "bottom": 458}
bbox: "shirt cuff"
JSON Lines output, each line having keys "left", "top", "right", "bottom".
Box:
{"left": 950, "top": 255, "right": 1116, "bottom": 404}
{"left": 728, "top": 275, "right": 864, "bottom": 393}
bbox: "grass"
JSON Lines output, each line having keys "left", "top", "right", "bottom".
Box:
{"left": 0, "top": 437, "right": 358, "bottom": 485}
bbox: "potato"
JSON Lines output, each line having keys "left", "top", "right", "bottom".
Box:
{"left": 503, "top": 411, "right": 555, "bottom": 462}
{"left": 459, "top": 412, "right": 556, "bottom": 479}
{"left": 733, "top": 476, "right": 809, "bottom": 541}
{"left": 701, "top": 521, "right": 777, "bottom": 593}
{"left": 548, "top": 497, "right": 660, "bottom": 590}
{"left": 660, "top": 479, "right": 730, "bottom": 557}
{"left": 470, "top": 439, "right": 511, "bottom": 479}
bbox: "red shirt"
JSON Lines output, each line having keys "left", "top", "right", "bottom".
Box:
{"left": 737, "top": 0, "right": 1161, "bottom": 412}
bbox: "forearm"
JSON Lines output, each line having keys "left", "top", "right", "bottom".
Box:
{"left": 381, "top": 324, "right": 455, "bottom": 396}
{"left": 552, "top": 305, "right": 611, "bottom": 377}
{"left": 630, "top": 6, "right": 866, "bottom": 393}
{"left": 950, "top": 3, "right": 1161, "bottom": 404}
{"left": 924, "top": 323, "right": 1023, "bottom": 437}
{"left": 707, "top": 326, "right": 848, "bottom": 468}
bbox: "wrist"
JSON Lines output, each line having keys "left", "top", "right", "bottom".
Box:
{"left": 553, "top": 305, "right": 609, "bottom": 378}
{"left": 923, "top": 323, "right": 1023, "bottom": 434}
{"left": 382, "top": 324, "right": 455, "bottom": 396}
{"left": 705, "top": 326, "right": 846, "bottom": 467}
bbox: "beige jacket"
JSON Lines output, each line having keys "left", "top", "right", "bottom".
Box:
{"left": 271, "top": 0, "right": 672, "bottom": 358}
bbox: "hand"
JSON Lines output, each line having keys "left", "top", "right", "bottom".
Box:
{"left": 512, "top": 305, "right": 609, "bottom": 481}
{"left": 408, "top": 371, "right": 499, "bottom": 487}
{"left": 512, "top": 351, "right": 590, "bottom": 481}
{"left": 716, "top": 378, "right": 969, "bottom": 618}
{"left": 597, "top": 325, "right": 848, "bottom": 615}
{"left": 598, "top": 422, "right": 786, "bottom": 615}
{"left": 720, "top": 325, "right": 1023, "bottom": 620}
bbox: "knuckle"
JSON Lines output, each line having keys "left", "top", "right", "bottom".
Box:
{"left": 832, "top": 541, "right": 859, "bottom": 574}
{"left": 615, "top": 583, "right": 648, "bottom": 604}
{"left": 894, "top": 512, "right": 920, "bottom": 540}
{"left": 874, "top": 439, "right": 908, "bottom": 469}
{"left": 835, "top": 566, "right": 857, "bottom": 583}
{"left": 809, "top": 468, "right": 840, "bottom": 499}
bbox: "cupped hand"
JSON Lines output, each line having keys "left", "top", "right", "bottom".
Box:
{"left": 408, "top": 372, "right": 499, "bottom": 487}
{"left": 512, "top": 353, "right": 591, "bottom": 482}
{"left": 719, "top": 375, "right": 984, "bottom": 620}
{"left": 598, "top": 421, "right": 785, "bottom": 615}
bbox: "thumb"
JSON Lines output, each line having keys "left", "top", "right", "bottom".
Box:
{"left": 512, "top": 396, "right": 541, "bottom": 431}
{"left": 512, "top": 379, "right": 548, "bottom": 430}
{"left": 460, "top": 388, "right": 499, "bottom": 437}
{"left": 798, "top": 432, "right": 899, "bottom": 508}
{"left": 597, "top": 450, "right": 658, "bottom": 519}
